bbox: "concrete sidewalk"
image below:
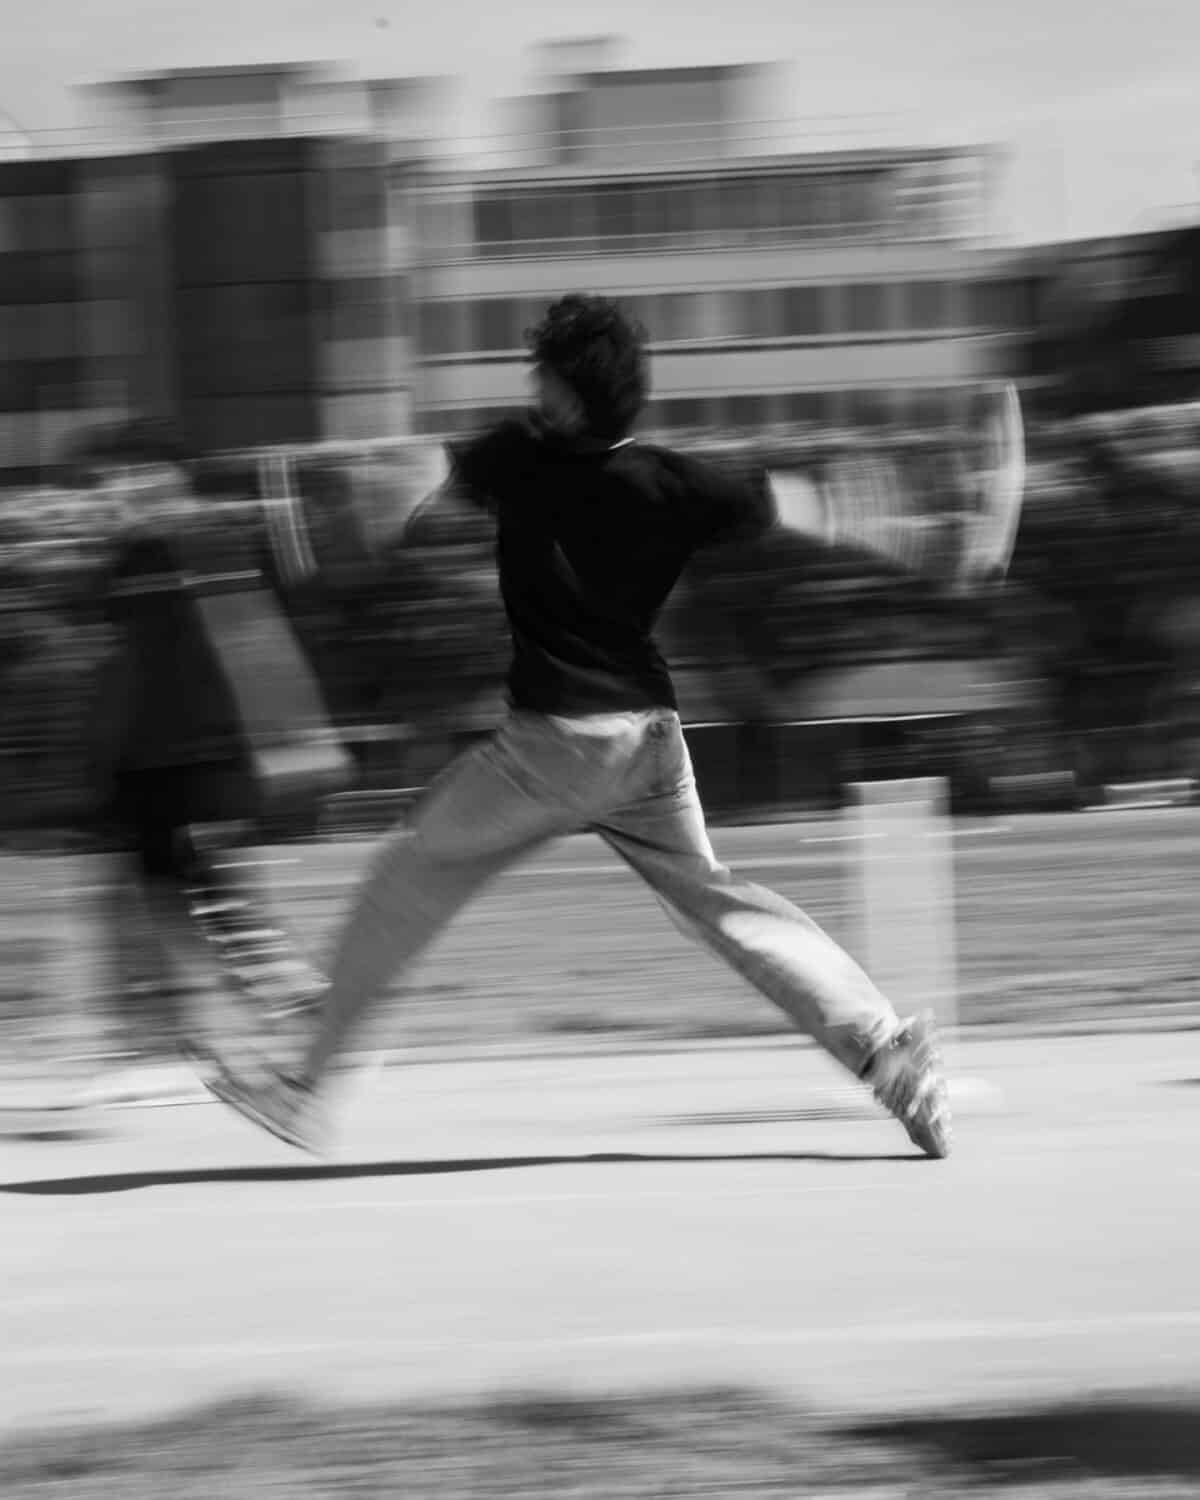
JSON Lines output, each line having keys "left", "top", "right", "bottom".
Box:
{"left": 3, "top": 1028, "right": 1193, "bottom": 1178}
{"left": 4, "top": 1029, "right": 1200, "bottom": 1436}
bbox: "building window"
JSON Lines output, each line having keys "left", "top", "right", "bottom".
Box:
{"left": 591, "top": 185, "right": 636, "bottom": 246}
{"left": 698, "top": 291, "right": 735, "bottom": 340}
{"left": 719, "top": 177, "right": 771, "bottom": 238}
{"left": 327, "top": 168, "right": 385, "bottom": 235}
{"left": 0, "top": 303, "right": 79, "bottom": 360}
{"left": 1013, "top": 278, "right": 1038, "bottom": 326}
{"left": 714, "top": 394, "right": 766, "bottom": 428}
{"left": 779, "top": 176, "right": 815, "bottom": 232}
{"left": 638, "top": 399, "right": 664, "bottom": 430}
{"left": 753, "top": 178, "right": 782, "bottom": 235}
{"left": 474, "top": 195, "right": 514, "bottom": 248}
{"left": 328, "top": 299, "right": 381, "bottom": 344}
{"left": 422, "top": 406, "right": 504, "bottom": 435}
{"left": 901, "top": 280, "right": 956, "bottom": 331}
{"left": 421, "top": 407, "right": 458, "bottom": 434}
{"left": 849, "top": 171, "right": 890, "bottom": 234}
{"left": 326, "top": 277, "right": 394, "bottom": 343}
{"left": 735, "top": 288, "right": 785, "bottom": 339}
{"left": 476, "top": 299, "right": 523, "bottom": 352}
{"left": 87, "top": 299, "right": 132, "bottom": 359}
{"left": 632, "top": 184, "right": 661, "bottom": 240}
{"left": 667, "top": 184, "right": 700, "bottom": 239}
{"left": 635, "top": 292, "right": 697, "bottom": 343}
{"left": 845, "top": 283, "right": 887, "bottom": 335}
{"left": 635, "top": 182, "right": 697, "bottom": 242}
{"left": 11, "top": 195, "right": 74, "bottom": 253}
{"left": 890, "top": 388, "right": 916, "bottom": 426}
{"left": 972, "top": 277, "right": 1036, "bottom": 329}
{"left": 782, "top": 286, "right": 826, "bottom": 337}
{"left": 895, "top": 165, "right": 956, "bottom": 239}
{"left": 653, "top": 397, "right": 709, "bottom": 429}
{"left": 911, "top": 387, "right": 953, "bottom": 426}
{"left": 514, "top": 191, "right": 576, "bottom": 246}
{"left": 782, "top": 392, "right": 828, "bottom": 425}
{"left": 420, "top": 301, "right": 466, "bottom": 357}
{"left": 388, "top": 275, "right": 412, "bottom": 341}
{"left": 692, "top": 179, "right": 725, "bottom": 239}
{"left": 663, "top": 292, "right": 705, "bottom": 342}
{"left": 846, "top": 389, "right": 892, "bottom": 428}
{"left": 462, "top": 158, "right": 976, "bottom": 260}
{"left": 810, "top": 176, "right": 842, "bottom": 236}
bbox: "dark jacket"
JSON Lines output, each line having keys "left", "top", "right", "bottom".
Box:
{"left": 91, "top": 506, "right": 263, "bottom": 780}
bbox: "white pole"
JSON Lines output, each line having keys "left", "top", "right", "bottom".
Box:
{"left": 846, "top": 777, "right": 1000, "bottom": 1109}
{"left": 847, "top": 777, "right": 959, "bottom": 1036}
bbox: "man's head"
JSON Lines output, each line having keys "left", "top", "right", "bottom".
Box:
{"left": 526, "top": 295, "right": 649, "bottom": 443}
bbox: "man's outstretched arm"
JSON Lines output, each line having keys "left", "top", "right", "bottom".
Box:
{"left": 766, "top": 382, "right": 1025, "bottom": 588}
{"left": 392, "top": 443, "right": 498, "bottom": 550}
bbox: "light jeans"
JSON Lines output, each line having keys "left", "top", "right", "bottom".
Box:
{"left": 304, "top": 708, "right": 900, "bottom": 1083}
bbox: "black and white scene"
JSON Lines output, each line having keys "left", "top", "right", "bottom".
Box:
{"left": 2, "top": 3, "right": 1200, "bottom": 1494}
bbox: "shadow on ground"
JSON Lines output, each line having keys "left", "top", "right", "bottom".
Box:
{"left": 0, "top": 1146, "right": 918, "bottom": 1196}
{"left": 848, "top": 1397, "right": 1200, "bottom": 1484}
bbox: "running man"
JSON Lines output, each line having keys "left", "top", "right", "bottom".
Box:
{"left": 194, "top": 296, "right": 1022, "bottom": 1157}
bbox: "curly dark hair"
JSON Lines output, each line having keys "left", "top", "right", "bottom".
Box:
{"left": 526, "top": 294, "right": 649, "bottom": 441}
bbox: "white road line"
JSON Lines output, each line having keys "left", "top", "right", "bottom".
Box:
{"left": 50, "top": 844, "right": 1014, "bottom": 897}
{"left": 6, "top": 1310, "right": 1200, "bottom": 1367}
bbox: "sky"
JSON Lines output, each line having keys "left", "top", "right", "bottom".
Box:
{"left": 2, "top": 0, "right": 1198, "bottom": 243}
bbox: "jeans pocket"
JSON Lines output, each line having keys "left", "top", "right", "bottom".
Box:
{"left": 643, "top": 711, "right": 689, "bottom": 797}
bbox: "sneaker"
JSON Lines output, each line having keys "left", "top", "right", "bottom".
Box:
{"left": 180, "top": 1040, "right": 323, "bottom": 1155}
{"left": 861, "top": 1013, "right": 952, "bottom": 1159}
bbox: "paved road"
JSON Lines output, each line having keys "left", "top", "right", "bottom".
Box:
{"left": 3, "top": 1031, "right": 1200, "bottom": 1436}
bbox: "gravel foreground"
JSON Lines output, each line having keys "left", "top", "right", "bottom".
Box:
{"left": 4, "top": 1388, "right": 1200, "bottom": 1498}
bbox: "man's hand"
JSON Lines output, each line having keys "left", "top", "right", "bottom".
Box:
{"left": 767, "top": 383, "right": 1026, "bottom": 592}
{"left": 963, "top": 381, "right": 1025, "bottom": 584}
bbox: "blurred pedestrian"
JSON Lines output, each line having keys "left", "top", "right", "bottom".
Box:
{"left": 71, "top": 419, "right": 340, "bottom": 1101}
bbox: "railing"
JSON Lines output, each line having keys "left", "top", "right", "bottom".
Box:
{"left": 425, "top": 217, "right": 979, "bottom": 263}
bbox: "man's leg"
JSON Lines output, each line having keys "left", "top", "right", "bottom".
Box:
{"left": 595, "top": 714, "right": 950, "bottom": 1156}
{"left": 106, "top": 770, "right": 196, "bottom": 1055}
{"left": 76, "top": 770, "right": 217, "bottom": 1108}
{"left": 299, "top": 724, "right": 589, "bottom": 1083}
{"left": 197, "top": 720, "right": 584, "bottom": 1146}
{"left": 181, "top": 820, "right": 325, "bottom": 1026}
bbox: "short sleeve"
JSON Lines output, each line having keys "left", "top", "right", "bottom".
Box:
{"left": 687, "top": 455, "right": 778, "bottom": 549}
{"left": 445, "top": 420, "right": 527, "bottom": 514}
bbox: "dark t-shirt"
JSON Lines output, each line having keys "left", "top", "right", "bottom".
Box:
{"left": 98, "top": 505, "right": 290, "bottom": 772}
{"left": 447, "top": 417, "right": 776, "bottom": 715}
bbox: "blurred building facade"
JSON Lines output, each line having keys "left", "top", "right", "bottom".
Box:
{"left": 0, "top": 157, "right": 133, "bottom": 485}
{"left": 3, "top": 49, "right": 1153, "bottom": 483}
{"left": 0, "top": 64, "right": 444, "bottom": 481}
{"left": 2, "top": 51, "right": 1198, "bottom": 822}
{"left": 411, "top": 53, "right": 1034, "bottom": 434}
{"left": 1026, "top": 224, "right": 1200, "bottom": 413}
